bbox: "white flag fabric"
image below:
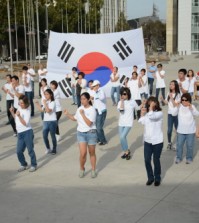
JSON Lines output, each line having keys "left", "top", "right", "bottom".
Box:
{"left": 47, "top": 28, "right": 146, "bottom": 98}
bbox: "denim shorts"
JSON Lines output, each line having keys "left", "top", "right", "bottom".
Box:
{"left": 77, "top": 130, "right": 97, "bottom": 145}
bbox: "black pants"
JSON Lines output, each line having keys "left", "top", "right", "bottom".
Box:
{"left": 10, "top": 107, "right": 17, "bottom": 133}
{"left": 56, "top": 111, "right": 62, "bottom": 135}
{"left": 134, "top": 100, "right": 141, "bottom": 120}
{"left": 6, "top": 100, "right": 14, "bottom": 122}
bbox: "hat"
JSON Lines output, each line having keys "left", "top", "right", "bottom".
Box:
{"left": 91, "top": 80, "right": 100, "bottom": 87}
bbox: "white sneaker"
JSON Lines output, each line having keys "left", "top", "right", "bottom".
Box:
{"left": 29, "top": 166, "right": 37, "bottom": 172}
{"left": 18, "top": 166, "right": 28, "bottom": 172}
{"left": 56, "top": 134, "right": 61, "bottom": 142}
{"left": 13, "top": 133, "right": 17, "bottom": 137}
{"left": 175, "top": 158, "right": 181, "bottom": 164}
{"left": 45, "top": 149, "right": 51, "bottom": 154}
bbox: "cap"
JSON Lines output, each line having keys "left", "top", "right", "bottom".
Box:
{"left": 91, "top": 80, "right": 100, "bottom": 87}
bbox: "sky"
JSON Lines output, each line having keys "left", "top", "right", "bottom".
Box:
{"left": 127, "top": 0, "right": 166, "bottom": 20}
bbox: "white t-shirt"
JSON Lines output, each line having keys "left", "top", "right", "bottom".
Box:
{"left": 127, "top": 79, "right": 141, "bottom": 100}
{"left": 68, "top": 72, "right": 78, "bottom": 86}
{"left": 14, "top": 85, "right": 25, "bottom": 109}
{"left": 38, "top": 68, "right": 47, "bottom": 82}
{"left": 117, "top": 100, "right": 139, "bottom": 127}
{"left": 15, "top": 107, "right": 31, "bottom": 133}
{"left": 110, "top": 73, "right": 120, "bottom": 87}
{"left": 139, "top": 75, "right": 149, "bottom": 94}
{"left": 4, "top": 83, "right": 14, "bottom": 100}
{"left": 40, "top": 86, "right": 48, "bottom": 105}
{"left": 74, "top": 106, "right": 97, "bottom": 132}
{"left": 22, "top": 73, "right": 32, "bottom": 92}
{"left": 92, "top": 88, "right": 107, "bottom": 115}
{"left": 43, "top": 101, "right": 57, "bottom": 121}
{"left": 177, "top": 79, "right": 190, "bottom": 95}
{"left": 156, "top": 70, "right": 166, "bottom": 88}
{"left": 87, "top": 89, "right": 95, "bottom": 97}
{"left": 177, "top": 104, "right": 199, "bottom": 134}
{"left": 53, "top": 89, "right": 62, "bottom": 112}
{"left": 165, "top": 92, "right": 181, "bottom": 115}
{"left": 28, "top": 68, "right": 36, "bottom": 81}
{"left": 188, "top": 77, "right": 196, "bottom": 93}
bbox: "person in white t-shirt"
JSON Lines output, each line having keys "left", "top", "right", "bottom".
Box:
{"left": 10, "top": 95, "right": 37, "bottom": 172}
{"left": 139, "top": 96, "right": 163, "bottom": 187}
{"left": 87, "top": 80, "right": 95, "bottom": 97}
{"left": 2, "top": 74, "right": 14, "bottom": 124}
{"left": 110, "top": 66, "right": 120, "bottom": 106}
{"left": 27, "top": 64, "right": 36, "bottom": 98}
{"left": 38, "top": 64, "right": 48, "bottom": 97}
{"left": 76, "top": 72, "right": 87, "bottom": 107}
{"left": 40, "top": 78, "right": 49, "bottom": 120}
{"left": 50, "top": 80, "right": 62, "bottom": 142}
{"left": 22, "top": 66, "right": 34, "bottom": 116}
{"left": 160, "top": 80, "right": 181, "bottom": 150}
{"left": 35, "top": 89, "right": 57, "bottom": 155}
{"left": 139, "top": 68, "right": 149, "bottom": 99}
{"left": 155, "top": 64, "right": 166, "bottom": 105}
{"left": 177, "top": 69, "right": 189, "bottom": 95}
{"left": 175, "top": 93, "right": 199, "bottom": 164}
{"left": 66, "top": 67, "right": 78, "bottom": 105}
{"left": 187, "top": 69, "right": 196, "bottom": 96}
{"left": 117, "top": 87, "right": 139, "bottom": 160}
{"left": 64, "top": 92, "right": 97, "bottom": 178}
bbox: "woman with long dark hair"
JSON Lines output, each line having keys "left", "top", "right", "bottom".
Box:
{"left": 64, "top": 92, "right": 97, "bottom": 178}
{"left": 139, "top": 96, "right": 163, "bottom": 186}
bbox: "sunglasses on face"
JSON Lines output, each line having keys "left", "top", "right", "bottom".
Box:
{"left": 181, "top": 99, "right": 188, "bottom": 102}
{"left": 122, "top": 93, "right": 127, "bottom": 96}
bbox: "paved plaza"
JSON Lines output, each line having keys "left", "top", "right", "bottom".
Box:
{"left": 0, "top": 55, "right": 199, "bottom": 223}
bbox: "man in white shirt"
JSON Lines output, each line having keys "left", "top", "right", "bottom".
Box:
{"left": 27, "top": 64, "right": 36, "bottom": 98}
{"left": 22, "top": 66, "right": 34, "bottom": 116}
{"left": 66, "top": 67, "right": 78, "bottom": 105}
{"left": 110, "top": 66, "right": 120, "bottom": 106}
{"left": 38, "top": 63, "right": 48, "bottom": 97}
{"left": 91, "top": 80, "right": 107, "bottom": 145}
{"left": 176, "top": 69, "right": 189, "bottom": 95}
{"left": 2, "top": 74, "right": 14, "bottom": 124}
{"left": 155, "top": 64, "right": 166, "bottom": 105}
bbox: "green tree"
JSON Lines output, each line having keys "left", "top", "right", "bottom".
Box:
{"left": 115, "top": 12, "right": 130, "bottom": 32}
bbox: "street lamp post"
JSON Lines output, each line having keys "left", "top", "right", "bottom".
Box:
{"left": 7, "top": 0, "right": 13, "bottom": 74}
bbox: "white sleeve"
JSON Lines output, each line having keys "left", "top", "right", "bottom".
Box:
{"left": 23, "top": 109, "right": 31, "bottom": 126}
{"left": 147, "top": 111, "right": 163, "bottom": 121}
{"left": 89, "top": 108, "right": 96, "bottom": 123}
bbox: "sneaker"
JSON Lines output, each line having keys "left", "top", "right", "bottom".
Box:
{"left": 18, "top": 166, "right": 28, "bottom": 172}
{"left": 98, "top": 142, "right": 107, "bottom": 146}
{"left": 45, "top": 149, "right": 51, "bottom": 154}
{"left": 170, "top": 143, "right": 176, "bottom": 151}
{"left": 79, "top": 169, "right": 85, "bottom": 178}
{"left": 175, "top": 158, "right": 181, "bottom": 164}
{"left": 50, "top": 150, "right": 56, "bottom": 155}
{"left": 13, "top": 133, "right": 17, "bottom": 137}
{"left": 167, "top": 143, "right": 171, "bottom": 150}
{"left": 56, "top": 134, "right": 61, "bottom": 142}
{"left": 186, "top": 160, "right": 192, "bottom": 164}
{"left": 29, "top": 166, "right": 37, "bottom": 172}
{"left": 91, "top": 170, "right": 97, "bottom": 178}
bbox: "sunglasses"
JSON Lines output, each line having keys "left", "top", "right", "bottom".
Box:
{"left": 181, "top": 99, "right": 188, "bottom": 102}
{"left": 122, "top": 93, "right": 127, "bottom": 96}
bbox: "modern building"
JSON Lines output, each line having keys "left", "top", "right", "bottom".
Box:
{"left": 100, "top": 0, "right": 127, "bottom": 33}
{"left": 166, "top": 0, "right": 199, "bottom": 55}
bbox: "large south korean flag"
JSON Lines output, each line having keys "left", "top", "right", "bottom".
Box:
{"left": 47, "top": 28, "right": 146, "bottom": 98}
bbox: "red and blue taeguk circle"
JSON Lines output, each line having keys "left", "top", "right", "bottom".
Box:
{"left": 77, "top": 52, "right": 113, "bottom": 87}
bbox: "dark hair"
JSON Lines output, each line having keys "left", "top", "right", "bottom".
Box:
{"left": 88, "top": 80, "right": 94, "bottom": 84}
{"left": 6, "top": 74, "right": 12, "bottom": 79}
{"left": 41, "top": 78, "right": 47, "bottom": 84}
{"left": 141, "top": 68, "right": 146, "bottom": 73}
{"left": 44, "top": 89, "right": 55, "bottom": 101}
{"left": 12, "top": 75, "right": 19, "bottom": 81}
{"left": 145, "top": 96, "right": 162, "bottom": 112}
{"left": 114, "top": 66, "right": 118, "bottom": 72}
{"left": 132, "top": 71, "right": 138, "bottom": 77}
{"left": 157, "top": 63, "right": 162, "bottom": 68}
{"left": 178, "top": 68, "right": 187, "bottom": 75}
{"left": 81, "top": 92, "right": 92, "bottom": 106}
{"left": 19, "top": 95, "right": 29, "bottom": 108}
{"left": 50, "top": 80, "right": 58, "bottom": 89}
{"left": 22, "top": 66, "right": 28, "bottom": 71}
{"left": 120, "top": 87, "right": 131, "bottom": 100}
{"left": 78, "top": 72, "right": 85, "bottom": 78}
{"left": 181, "top": 93, "right": 192, "bottom": 103}
{"left": 167, "top": 80, "right": 180, "bottom": 101}
{"left": 187, "top": 69, "right": 194, "bottom": 77}
{"left": 72, "top": 67, "right": 77, "bottom": 71}
{"left": 133, "top": 65, "right": 138, "bottom": 69}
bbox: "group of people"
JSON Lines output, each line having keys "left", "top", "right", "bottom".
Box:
{"left": 1, "top": 62, "right": 199, "bottom": 186}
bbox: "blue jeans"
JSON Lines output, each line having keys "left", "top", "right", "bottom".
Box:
{"left": 118, "top": 126, "right": 131, "bottom": 151}
{"left": 25, "top": 91, "right": 34, "bottom": 116}
{"left": 111, "top": 86, "right": 120, "bottom": 104}
{"left": 167, "top": 114, "right": 178, "bottom": 143}
{"left": 43, "top": 121, "right": 57, "bottom": 152}
{"left": 156, "top": 88, "right": 165, "bottom": 100}
{"left": 148, "top": 78, "right": 154, "bottom": 95}
{"left": 77, "top": 95, "right": 81, "bottom": 107}
{"left": 176, "top": 133, "right": 195, "bottom": 161}
{"left": 144, "top": 141, "right": 163, "bottom": 182}
{"left": 17, "top": 129, "right": 37, "bottom": 167}
{"left": 72, "top": 87, "right": 77, "bottom": 104}
{"left": 96, "top": 110, "right": 107, "bottom": 143}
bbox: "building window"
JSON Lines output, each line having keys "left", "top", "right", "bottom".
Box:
{"left": 192, "top": 0, "right": 199, "bottom": 6}
{"left": 191, "top": 34, "right": 199, "bottom": 51}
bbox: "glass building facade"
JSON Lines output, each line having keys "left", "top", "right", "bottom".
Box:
{"left": 191, "top": 0, "right": 199, "bottom": 51}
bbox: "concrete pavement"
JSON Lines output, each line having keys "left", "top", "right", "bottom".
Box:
{"left": 0, "top": 55, "right": 199, "bottom": 223}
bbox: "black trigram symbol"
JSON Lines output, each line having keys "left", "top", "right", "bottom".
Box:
{"left": 113, "top": 38, "right": 133, "bottom": 60}
{"left": 120, "top": 75, "right": 129, "bottom": 86}
{"left": 57, "top": 41, "right": 75, "bottom": 63}
{"left": 58, "top": 78, "right": 72, "bottom": 98}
